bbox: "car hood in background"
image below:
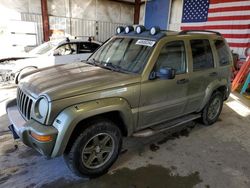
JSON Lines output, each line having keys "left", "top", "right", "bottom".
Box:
{"left": 0, "top": 52, "right": 35, "bottom": 63}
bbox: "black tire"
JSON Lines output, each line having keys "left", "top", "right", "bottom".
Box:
{"left": 201, "top": 91, "right": 223, "bottom": 125}
{"left": 64, "top": 118, "right": 122, "bottom": 178}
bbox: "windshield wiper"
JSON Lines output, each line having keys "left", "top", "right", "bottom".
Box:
{"left": 104, "top": 62, "right": 122, "bottom": 72}
{"left": 86, "top": 60, "right": 128, "bottom": 73}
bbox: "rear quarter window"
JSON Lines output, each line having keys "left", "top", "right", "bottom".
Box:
{"left": 214, "top": 40, "right": 231, "bottom": 66}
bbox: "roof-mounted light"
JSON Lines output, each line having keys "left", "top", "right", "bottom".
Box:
{"left": 135, "top": 25, "right": 146, "bottom": 34}
{"left": 150, "top": 26, "right": 160, "bottom": 35}
{"left": 125, "top": 26, "right": 134, "bottom": 33}
{"left": 116, "top": 26, "right": 125, "bottom": 34}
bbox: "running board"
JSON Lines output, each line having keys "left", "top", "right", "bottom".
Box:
{"left": 133, "top": 114, "right": 201, "bottom": 137}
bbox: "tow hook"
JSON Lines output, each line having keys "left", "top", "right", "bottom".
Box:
{"left": 8, "top": 124, "right": 20, "bottom": 139}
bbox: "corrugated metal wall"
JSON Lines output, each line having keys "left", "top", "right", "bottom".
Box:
{"left": 168, "top": 0, "right": 182, "bottom": 31}
{"left": 97, "top": 22, "right": 125, "bottom": 42}
{"left": 71, "top": 18, "right": 96, "bottom": 39}
{"left": 20, "top": 12, "right": 127, "bottom": 44}
{"left": 21, "top": 13, "right": 44, "bottom": 45}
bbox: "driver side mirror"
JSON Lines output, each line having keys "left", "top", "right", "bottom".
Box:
{"left": 150, "top": 67, "right": 176, "bottom": 80}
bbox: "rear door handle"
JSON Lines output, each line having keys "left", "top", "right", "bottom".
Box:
{"left": 209, "top": 72, "right": 218, "bottom": 76}
{"left": 177, "top": 78, "right": 189, "bottom": 84}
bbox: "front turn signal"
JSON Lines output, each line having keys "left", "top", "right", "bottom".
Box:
{"left": 31, "top": 132, "right": 53, "bottom": 142}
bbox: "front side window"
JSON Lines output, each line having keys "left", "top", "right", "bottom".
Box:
{"left": 56, "top": 43, "right": 77, "bottom": 56}
{"left": 214, "top": 40, "right": 230, "bottom": 66}
{"left": 155, "top": 41, "right": 186, "bottom": 74}
{"left": 89, "top": 38, "right": 154, "bottom": 73}
{"left": 191, "top": 39, "right": 214, "bottom": 71}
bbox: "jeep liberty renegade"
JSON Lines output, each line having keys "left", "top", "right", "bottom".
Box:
{"left": 6, "top": 26, "right": 232, "bottom": 177}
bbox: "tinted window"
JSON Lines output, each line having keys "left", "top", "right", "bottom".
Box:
{"left": 78, "top": 42, "right": 100, "bottom": 53}
{"left": 214, "top": 40, "right": 230, "bottom": 66}
{"left": 155, "top": 41, "right": 186, "bottom": 74}
{"left": 191, "top": 39, "right": 214, "bottom": 71}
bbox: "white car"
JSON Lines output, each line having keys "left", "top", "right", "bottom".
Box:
{"left": 0, "top": 38, "right": 101, "bottom": 82}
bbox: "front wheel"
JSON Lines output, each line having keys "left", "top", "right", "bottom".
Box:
{"left": 64, "top": 119, "right": 122, "bottom": 178}
{"left": 201, "top": 91, "right": 223, "bottom": 125}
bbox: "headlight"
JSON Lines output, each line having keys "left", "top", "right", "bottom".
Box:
{"left": 34, "top": 97, "right": 49, "bottom": 119}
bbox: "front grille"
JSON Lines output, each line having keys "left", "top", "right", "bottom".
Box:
{"left": 17, "top": 87, "right": 33, "bottom": 120}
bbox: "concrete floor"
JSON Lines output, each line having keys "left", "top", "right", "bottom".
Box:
{"left": 0, "top": 83, "right": 250, "bottom": 188}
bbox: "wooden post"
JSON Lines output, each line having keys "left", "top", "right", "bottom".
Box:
{"left": 134, "top": 0, "right": 141, "bottom": 24}
{"left": 41, "top": 0, "right": 50, "bottom": 41}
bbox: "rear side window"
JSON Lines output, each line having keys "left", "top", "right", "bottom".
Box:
{"left": 78, "top": 42, "right": 100, "bottom": 54}
{"left": 155, "top": 41, "right": 186, "bottom": 74}
{"left": 190, "top": 39, "right": 214, "bottom": 71}
{"left": 214, "top": 40, "right": 230, "bottom": 66}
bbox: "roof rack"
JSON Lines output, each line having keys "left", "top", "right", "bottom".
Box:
{"left": 179, "top": 30, "right": 221, "bottom": 36}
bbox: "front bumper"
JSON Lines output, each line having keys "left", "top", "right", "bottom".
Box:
{"left": 6, "top": 99, "right": 58, "bottom": 157}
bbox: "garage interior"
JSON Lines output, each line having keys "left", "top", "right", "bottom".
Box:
{"left": 0, "top": 0, "right": 250, "bottom": 188}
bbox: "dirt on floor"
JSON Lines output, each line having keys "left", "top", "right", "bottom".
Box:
{"left": 0, "top": 85, "right": 250, "bottom": 188}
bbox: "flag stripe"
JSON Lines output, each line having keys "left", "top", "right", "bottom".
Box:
{"left": 228, "top": 42, "right": 250, "bottom": 48}
{"left": 208, "top": 15, "right": 250, "bottom": 21}
{"left": 209, "top": 5, "right": 250, "bottom": 13}
{"left": 222, "top": 33, "right": 250, "bottom": 39}
{"left": 179, "top": 28, "right": 250, "bottom": 37}
{"left": 208, "top": 10, "right": 250, "bottom": 17}
{"left": 181, "top": 20, "right": 250, "bottom": 26}
{"left": 216, "top": 29, "right": 250, "bottom": 35}
{"left": 225, "top": 38, "right": 250, "bottom": 43}
{"left": 181, "top": 25, "right": 250, "bottom": 30}
{"left": 209, "top": 1, "right": 250, "bottom": 8}
{"left": 210, "top": 0, "right": 249, "bottom": 4}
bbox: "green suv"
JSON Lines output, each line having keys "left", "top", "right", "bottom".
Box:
{"left": 6, "top": 26, "right": 232, "bottom": 177}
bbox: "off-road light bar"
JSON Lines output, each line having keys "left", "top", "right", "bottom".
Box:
{"left": 116, "top": 26, "right": 125, "bottom": 34}
{"left": 135, "top": 25, "right": 146, "bottom": 34}
{"left": 150, "top": 26, "right": 160, "bottom": 35}
{"left": 125, "top": 26, "right": 134, "bottom": 33}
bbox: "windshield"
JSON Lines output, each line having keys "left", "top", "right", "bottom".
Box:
{"left": 29, "top": 41, "right": 57, "bottom": 55}
{"left": 88, "top": 37, "right": 155, "bottom": 74}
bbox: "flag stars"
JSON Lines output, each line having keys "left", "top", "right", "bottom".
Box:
{"left": 182, "top": 0, "right": 209, "bottom": 22}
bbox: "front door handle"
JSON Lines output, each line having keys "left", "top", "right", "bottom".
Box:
{"left": 177, "top": 78, "right": 189, "bottom": 84}
{"left": 209, "top": 72, "right": 218, "bottom": 77}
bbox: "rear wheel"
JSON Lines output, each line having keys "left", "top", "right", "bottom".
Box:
{"left": 64, "top": 119, "right": 122, "bottom": 178}
{"left": 201, "top": 91, "right": 223, "bottom": 125}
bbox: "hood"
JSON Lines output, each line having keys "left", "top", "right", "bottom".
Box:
{"left": 0, "top": 57, "right": 39, "bottom": 73}
{"left": 20, "top": 62, "right": 141, "bottom": 101}
{"left": 0, "top": 52, "right": 35, "bottom": 63}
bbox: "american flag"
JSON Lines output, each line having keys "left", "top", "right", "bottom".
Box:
{"left": 181, "top": 0, "right": 250, "bottom": 57}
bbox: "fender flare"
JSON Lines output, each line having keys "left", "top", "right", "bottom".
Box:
{"left": 50, "top": 97, "right": 134, "bottom": 157}
{"left": 197, "top": 79, "right": 229, "bottom": 112}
